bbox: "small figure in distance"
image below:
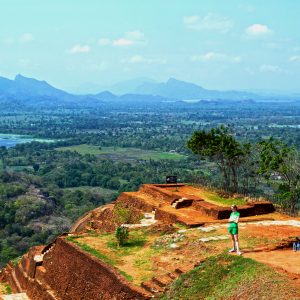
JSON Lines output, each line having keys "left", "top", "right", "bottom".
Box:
{"left": 228, "top": 204, "right": 242, "bottom": 255}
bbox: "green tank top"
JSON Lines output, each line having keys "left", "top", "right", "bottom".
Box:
{"left": 229, "top": 211, "right": 240, "bottom": 228}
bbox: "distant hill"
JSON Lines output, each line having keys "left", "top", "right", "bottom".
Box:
{"left": 0, "top": 75, "right": 169, "bottom": 107}
{"left": 1, "top": 74, "right": 299, "bottom": 108}
{"left": 0, "top": 74, "right": 79, "bottom": 107}
{"left": 3, "top": 74, "right": 73, "bottom": 98}
{"left": 109, "top": 77, "right": 157, "bottom": 95}
{"left": 132, "top": 77, "right": 257, "bottom": 100}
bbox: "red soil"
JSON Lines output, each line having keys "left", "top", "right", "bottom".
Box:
{"left": 244, "top": 249, "right": 300, "bottom": 282}
{"left": 242, "top": 224, "right": 300, "bottom": 239}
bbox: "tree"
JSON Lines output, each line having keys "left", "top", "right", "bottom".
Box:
{"left": 258, "top": 139, "right": 300, "bottom": 215}
{"left": 187, "top": 126, "right": 246, "bottom": 192}
{"left": 115, "top": 225, "right": 129, "bottom": 247}
{"left": 32, "top": 163, "right": 40, "bottom": 173}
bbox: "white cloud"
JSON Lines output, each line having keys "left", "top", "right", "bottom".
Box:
{"left": 113, "top": 38, "right": 134, "bottom": 46}
{"left": 246, "top": 24, "right": 272, "bottom": 36}
{"left": 127, "top": 55, "right": 144, "bottom": 63}
{"left": 113, "top": 30, "right": 145, "bottom": 47}
{"left": 122, "top": 55, "right": 167, "bottom": 64}
{"left": 69, "top": 44, "right": 91, "bottom": 54}
{"left": 183, "top": 13, "right": 233, "bottom": 33}
{"left": 20, "top": 33, "right": 34, "bottom": 43}
{"left": 191, "top": 52, "right": 241, "bottom": 63}
{"left": 259, "top": 64, "right": 280, "bottom": 72}
{"left": 98, "top": 38, "right": 110, "bottom": 46}
{"left": 289, "top": 56, "right": 300, "bottom": 62}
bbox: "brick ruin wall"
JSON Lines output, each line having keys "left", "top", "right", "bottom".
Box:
{"left": 139, "top": 184, "right": 179, "bottom": 204}
{"left": 115, "top": 185, "right": 275, "bottom": 223}
{"left": 42, "top": 238, "right": 150, "bottom": 299}
{"left": 192, "top": 201, "right": 275, "bottom": 219}
{"left": 116, "top": 192, "right": 157, "bottom": 211}
{"left": 1, "top": 238, "right": 151, "bottom": 300}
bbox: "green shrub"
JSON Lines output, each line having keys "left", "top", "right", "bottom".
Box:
{"left": 115, "top": 226, "right": 129, "bottom": 247}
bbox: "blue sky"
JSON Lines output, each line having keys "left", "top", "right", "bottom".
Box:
{"left": 0, "top": 0, "right": 299, "bottom": 93}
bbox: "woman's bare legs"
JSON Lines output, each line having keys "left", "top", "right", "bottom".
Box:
{"left": 229, "top": 234, "right": 236, "bottom": 252}
{"left": 234, "top": 234, "right": 241, "bottom": 254}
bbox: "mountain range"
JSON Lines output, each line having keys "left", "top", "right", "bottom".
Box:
{"left": 128, "top": 77, "right": 256, "bottom": 100}
{"left": 0, "top": 74, "right": 299, "bottom": 108}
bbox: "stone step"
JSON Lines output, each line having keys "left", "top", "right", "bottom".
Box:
{"left": 152, "top": 275, "right": 174, "bottom": 287}
{"left": 0, "top": 293, "right": 30, "bottom": 300}
{"left": 194, "top": 258, "right": 206, "bottom": 268}
{"left": 141, "top": 281, "right": 165, "bottom": 294}
{"left": 175, "top": 264, "right": 194, "bottom": 275}
{"left": 167, "top": 272, "right": 179, "bottom": 280}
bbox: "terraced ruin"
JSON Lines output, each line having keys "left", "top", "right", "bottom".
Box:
{"left": 0, "top": 184, "right": 299, "bottom": 299}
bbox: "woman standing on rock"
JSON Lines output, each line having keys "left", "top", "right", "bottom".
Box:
{"left": 228, "top": 204, "right": 242, "bottom": 255}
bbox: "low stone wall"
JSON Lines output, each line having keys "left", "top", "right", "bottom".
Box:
{"left": 193, "top": 201, "right": 275, "bottom": 219}
{"left": 42, "top": 238, "right": 151, "bottom": 300}
{"left": 1, "top": 245, "right": 45, "bottom": 295}
{"left": 155, "top": 208, "right": 178, "bottom": 224}
{"left": 192, "top": 201, "right": 221, "bottom": 219}
{"left": 1, "top": 237, "right": 151, "bottom": 300}
{"left": 116, "top": 192, "right": 157, "bottom": 211}
{"left": 139, "top": 184, "right": 179, "bottom": 204}
{"left": 252, "top": 202, "right": 275, "bottom": 215}
{"left": 0, "top": 263, "right": 20, "bottom": 293}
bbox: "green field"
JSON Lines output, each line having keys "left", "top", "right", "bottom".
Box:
{"left": 56, "top": 145, "right": 186, "bottom": 161}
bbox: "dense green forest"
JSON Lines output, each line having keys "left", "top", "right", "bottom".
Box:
{"left": 1, "top": 100, "right": 300, "bottom": 266}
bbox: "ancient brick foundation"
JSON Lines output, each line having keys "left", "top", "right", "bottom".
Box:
{"left": 1, "top": 237, "right": 151, "bottom": 300}
{"left": 0, "top": 184, "right": 277, "bottom": 299}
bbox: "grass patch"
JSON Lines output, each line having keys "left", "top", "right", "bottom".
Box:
{"left": 69, "top": 229, "right": 165, "bottom": 285}
{"left": 66, "top": 236, "right": 117, "bottom": 266}
{"left": 56, "top": 144, "right": 186, "bottom": 161}
{"left": 198, "top": 189, "right": 246, "bottom": 206}
{"left": 11, "top": 256, "right": 22, "bottom": 266}
{"left": 160, "top": 252, "right": 298, "bottom": 300}
{"left": 107, "top": 229, "right": 148, "bottom": 255}
{"left": 174, "top": 222, "right": 190, "bottom": 229}
{"left": 5, "top": 284, "right": 12, "bottom": 294}
{"left": 0, "top": 283, "right": 12, "bottom": 295}
{"left": 119, "top": 271, "right": 133, "bottom": 282}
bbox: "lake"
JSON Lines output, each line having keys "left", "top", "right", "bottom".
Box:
{"left": 0, "top": 134, "right": 53, "bottom": 148}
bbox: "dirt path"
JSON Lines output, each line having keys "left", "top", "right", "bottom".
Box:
{"left": 244, "top": 250, "right": 300, "bottom": 274}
